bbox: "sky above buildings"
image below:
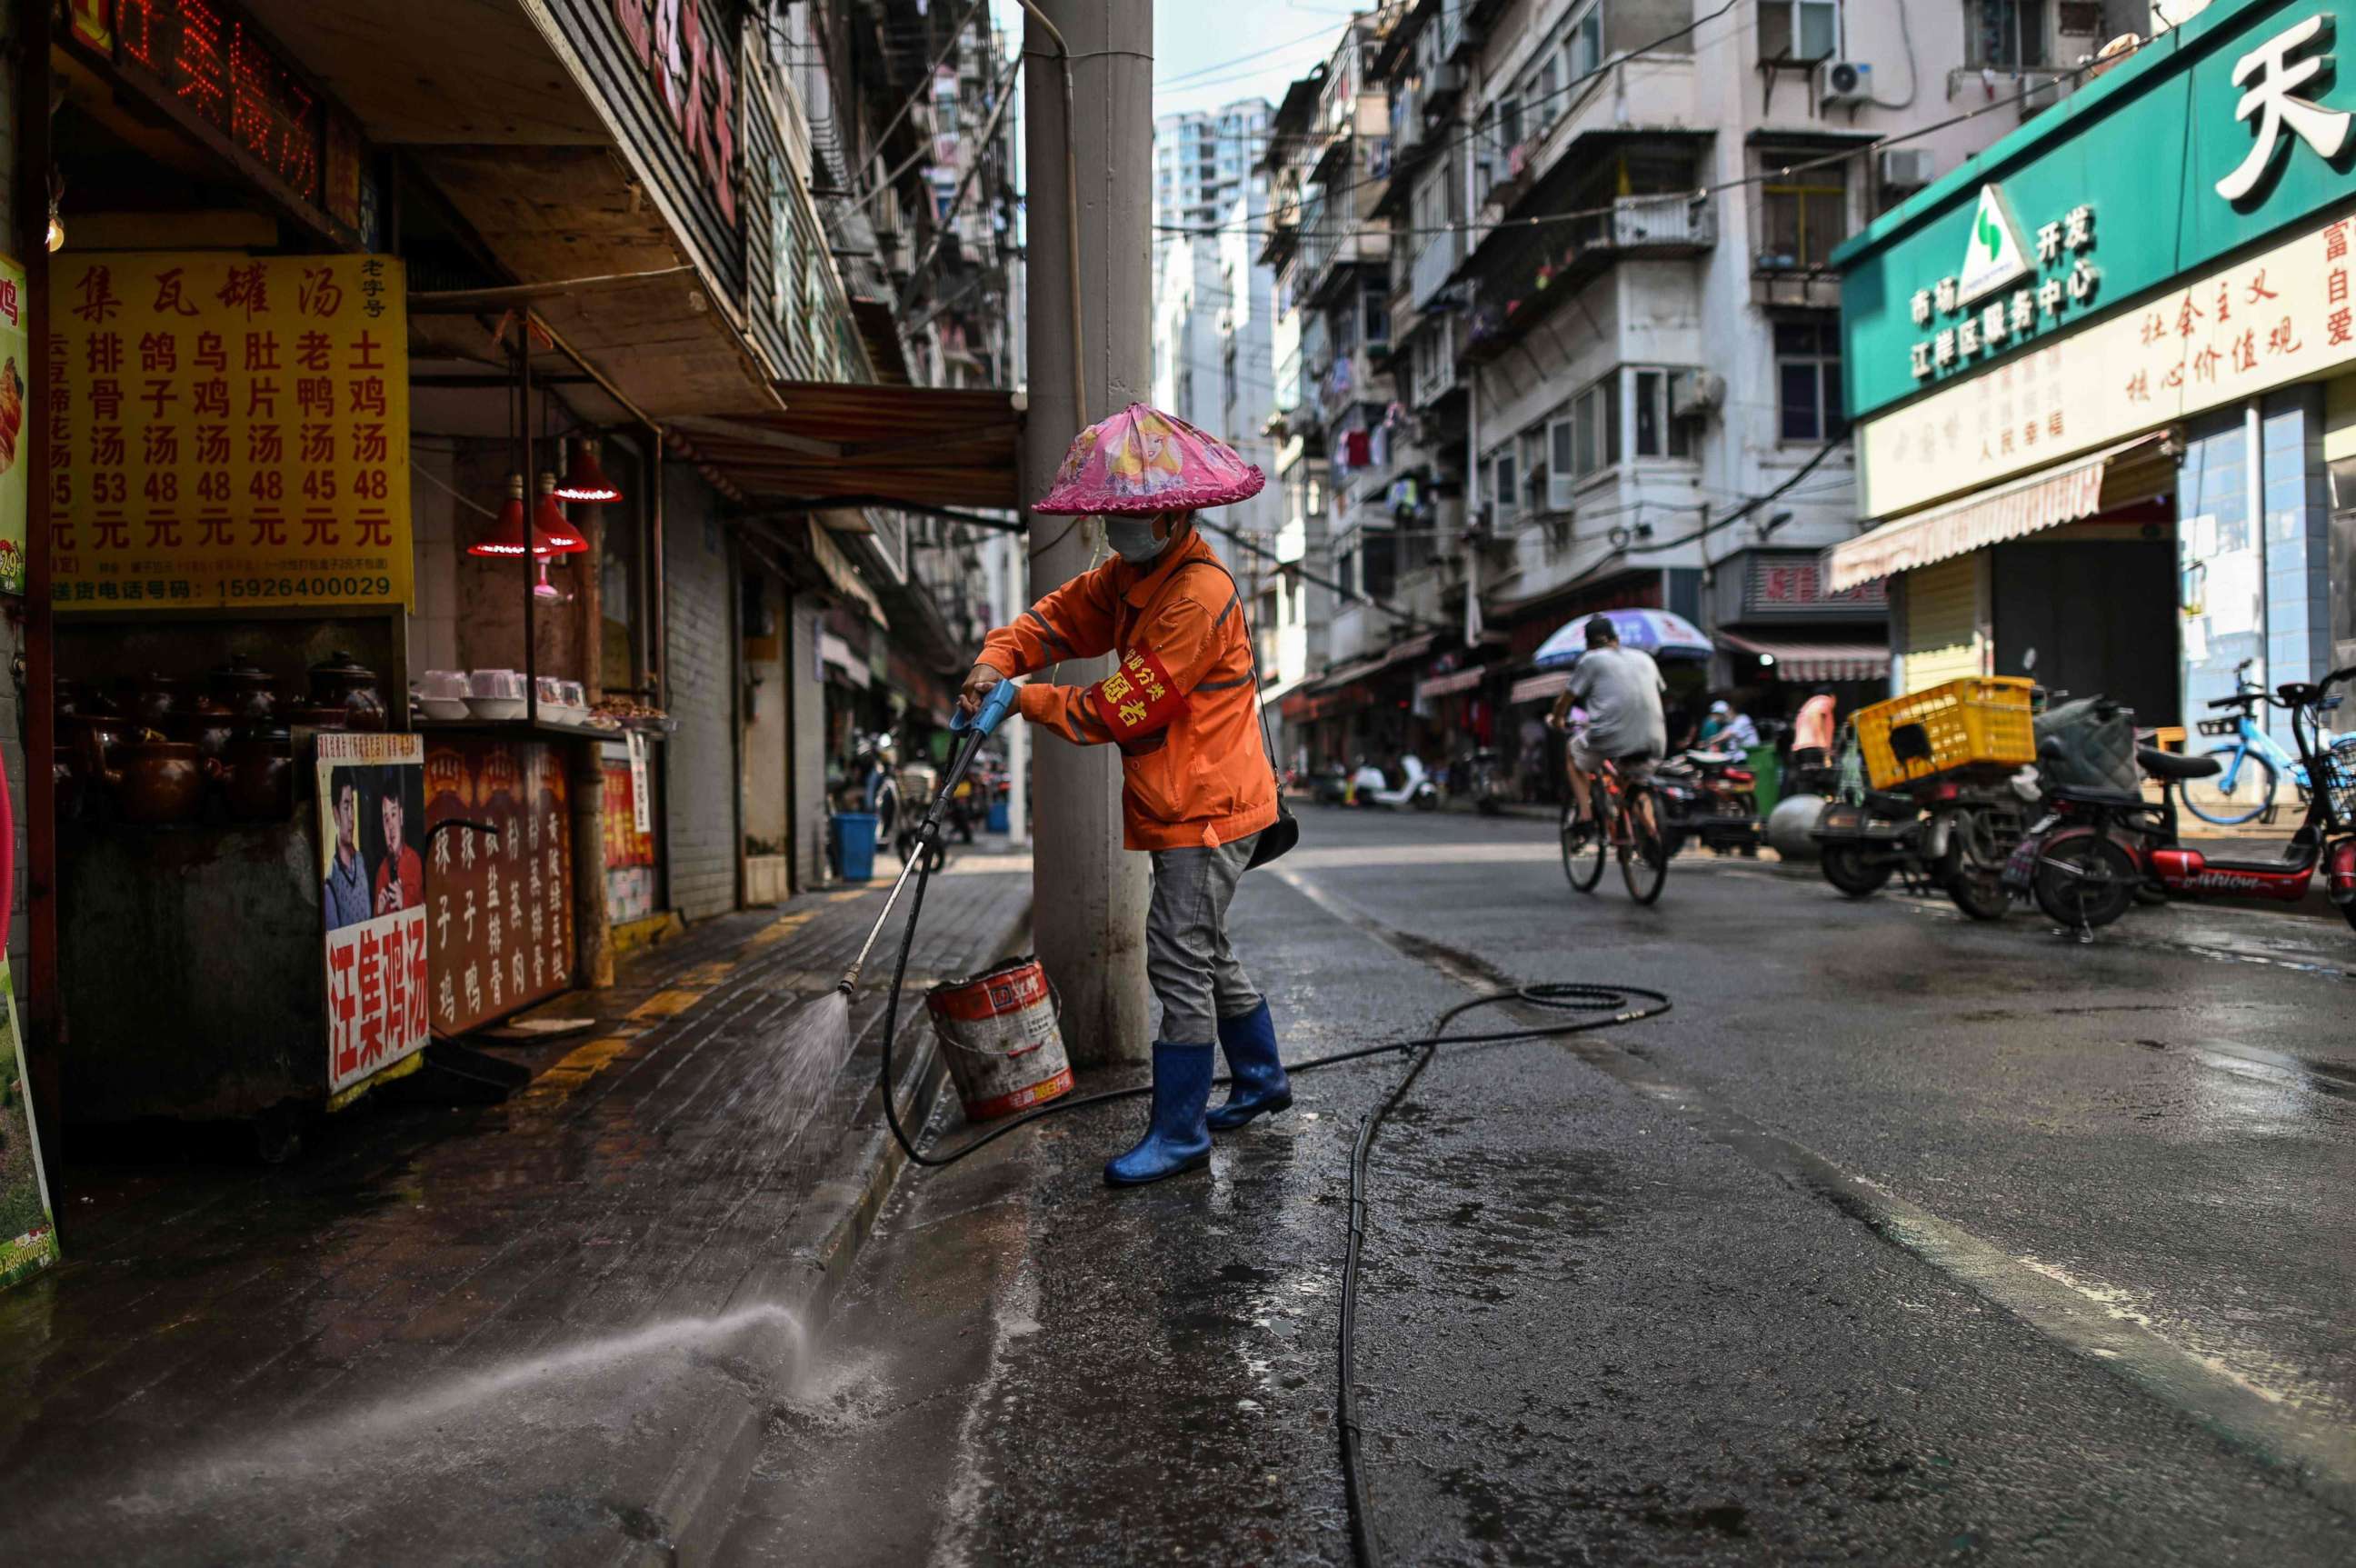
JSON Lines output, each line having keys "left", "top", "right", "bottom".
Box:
{"left": 989, "top": 0, "right": 1350, "bottom": 119}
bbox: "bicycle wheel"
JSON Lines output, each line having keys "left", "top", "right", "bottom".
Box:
{"left": 1562, "top": 801, "right": 1605, "bottom": 892}
{"left": 1621, "top": 790, "right": 1670, "bottom": 904}
{"left": 2032, "top": 830, "right": 2138, "bottom": 930}
{"left": 2178, "top": 747, "right": 2276, "bottom": 826}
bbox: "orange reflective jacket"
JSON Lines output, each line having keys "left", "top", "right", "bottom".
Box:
{"left": 979, "top": 529, "right": 1278, "bottom": 853}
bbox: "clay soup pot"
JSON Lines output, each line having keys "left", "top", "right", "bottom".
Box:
{"left": 308, "top": 653, "right": 385, "bottom": 732}
{"left": 207, "top": 655, "right": 280, "bottom": 725}
{"left": 91, "top": 729, "right": 205, "bottom": 825}
{"left": 208, "top": 728, "right": 294, "bottom": 823}
{"left": 122, "top": 673, "right": 190, "bottom": 730}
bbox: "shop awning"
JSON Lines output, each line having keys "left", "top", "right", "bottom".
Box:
{"left": 804, "top": 519, "right": 889, "bottom": 628}
{"left": 1415, "top": 667, "right": 1487, "bottom": 701}
{"left": 1509, "top": 672, "right": 1572, "bottom": 706}
{"left": 1827, "top": 432, "right": 2177, "bottom": 592}
{"left": 821, "top": 633, "right": 867, "bottom": 686}
{"left": 669, "top": 384, "right": 1026, "bottom": 514}
{"left": 1308, "top": 633, "right": 1438, "bottom": 693}
{"left": 1717, "top": 633, "right": 1891, "bottom": 683}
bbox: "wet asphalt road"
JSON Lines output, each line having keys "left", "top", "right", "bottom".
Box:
{"left": 724, "top": 808, "right": 2356, "bottom": 1566}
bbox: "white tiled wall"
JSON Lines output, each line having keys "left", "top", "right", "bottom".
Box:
{"left": 409, "top": 444, "right": 462, "bottom": 676}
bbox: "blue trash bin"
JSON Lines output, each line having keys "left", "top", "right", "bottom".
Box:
{"left": 834, "top": 811, "right": 880, "bottom": 883}
{"left": 986, "top": 798, "right": 1009, "bottom": 834}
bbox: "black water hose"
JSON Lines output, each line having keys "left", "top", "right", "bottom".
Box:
{"left": 861, "top": 814, "right": 1672, "bottom": 1565}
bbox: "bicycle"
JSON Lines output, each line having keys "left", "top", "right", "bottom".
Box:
{"left": 1560, "top": 754, "right": 1669, "bottom": 904}
{"left": 2180, "top": 656, "right": 2356, "bottom": 825}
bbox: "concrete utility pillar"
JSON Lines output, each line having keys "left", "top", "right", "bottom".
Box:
{"left": 1022, "top": 0, "right": 1153, "bottom": 1066}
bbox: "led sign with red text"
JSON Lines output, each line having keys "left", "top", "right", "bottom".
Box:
{"left": 71, "top": 0, "right": 327, "bottom": 209}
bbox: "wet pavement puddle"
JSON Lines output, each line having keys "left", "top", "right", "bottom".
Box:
{"left": 1271, "top": 865, "right": 2356, "bottom": 1522}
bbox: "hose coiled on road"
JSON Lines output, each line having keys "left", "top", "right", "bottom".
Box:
{"left": 867, "top": 844, "right": 1671, "bottom": 1566}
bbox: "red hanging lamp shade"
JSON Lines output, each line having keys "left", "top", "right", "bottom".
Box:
{"left": 533, "top": 472, "right": 587, "bottom": 554}
{"left": 469, "top": 474, "right": 586, "bottom": 557}
{"left": 468, "top": 473, "right": 534, "bottom": 557}
{"left": 554, "top": 435, "right": 622, "bottom": 503}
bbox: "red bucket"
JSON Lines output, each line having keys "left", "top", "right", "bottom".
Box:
{"left": 924, "top": 955, "right": 1074, "bottom": 1121}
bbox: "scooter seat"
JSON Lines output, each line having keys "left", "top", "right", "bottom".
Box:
{"left": 2136, "top": 746, "right": 2221, "bottom": 782}
{"left": 1865, "top": 791, "right": 1916, "bottom": 816}
{"left": 2048, "top": 784, "right": 2142, "bottom": 808}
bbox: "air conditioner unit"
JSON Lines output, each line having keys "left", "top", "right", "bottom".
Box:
{"left": 1668, "top": 370, "right": 1725, "bottom": 420}
{"left": 1880, "top": 148, "right": 1936, "bottom": 191}
{"left": 1819, "top": 60, "right": 1873, "bottom": 106}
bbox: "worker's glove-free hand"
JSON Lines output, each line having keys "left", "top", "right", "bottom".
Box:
{"left": 959, "top": 663, "right": 1006, "bottom": 718}
{"left": 953, "top": 667, "right": 1019, "bottom": 736}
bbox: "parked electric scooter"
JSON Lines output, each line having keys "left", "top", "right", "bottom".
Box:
{"left": 2027, "top": 665, "right": 2356, "bottom": 934}
{"left": 1371, "top": 754, "right": 1442, "bottom": 811}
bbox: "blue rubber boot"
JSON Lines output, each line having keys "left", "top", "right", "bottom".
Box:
{"left": 1207, "top": 999, "right": 1293, "bottom": 1131}
{"left": 1104, "top": 1042, "right": 1214, "bottom": 1187}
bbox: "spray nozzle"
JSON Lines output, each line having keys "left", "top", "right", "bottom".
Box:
{"left": 951, "top": 678, "right": 1019, "bottom": 738}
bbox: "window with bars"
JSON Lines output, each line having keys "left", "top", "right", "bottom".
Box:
{"left": 1758, "top": 151, "right": 1849, "bottom": 269}
{"left": 1546, "top": 377, "right": 1622, "bottom": 507}
{"left": 1564, "top": 2, "right": 1603, "bottom": 81}
{"left": 1491, "top": 449, "right": 1520, "bottom": 525}
{"left": 1632, "top": 369, "right": 1690, "bottom": 459}
{"left": 1774, "top": 321, "right": 1847, "bottom": 444}
{"left": 1757, "top": 0, "right": 1839, "bottom": 60}
{"left": 1965, "top": 0, "right": 2046, "bottom": 67}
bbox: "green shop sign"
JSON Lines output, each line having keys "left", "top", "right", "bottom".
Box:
{"left": 1839, "top": 0, "right": 2356, "bottom": 423}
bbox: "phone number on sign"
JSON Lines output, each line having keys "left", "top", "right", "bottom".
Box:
{"left": 226, "top": 576, "right": 397, "bottom": 601}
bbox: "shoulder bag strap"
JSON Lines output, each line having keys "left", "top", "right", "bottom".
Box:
{"left": 1164, "top": 556, "right": 1283, "bottom": 790}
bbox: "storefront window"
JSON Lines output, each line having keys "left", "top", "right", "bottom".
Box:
{"left": 1774, "top": 321, "right": 1847, "bottom": 444}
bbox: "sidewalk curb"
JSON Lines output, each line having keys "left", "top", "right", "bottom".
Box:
{"left": 620, "top": 894, "right": 1034, "bottom": 1567}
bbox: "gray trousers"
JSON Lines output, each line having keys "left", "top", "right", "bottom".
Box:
{"left": 1145, "top": 833, "right": 1263, "bottom": 1045}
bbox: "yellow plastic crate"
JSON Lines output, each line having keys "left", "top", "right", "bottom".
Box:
{"left": 1853, "top": 676, "right": 2036, "bottom": 790}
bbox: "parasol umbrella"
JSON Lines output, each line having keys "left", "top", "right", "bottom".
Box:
{"left": 1532, "top": 608, "right": 1712, "bottom": 670}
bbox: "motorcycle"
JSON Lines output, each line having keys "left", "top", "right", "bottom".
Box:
{"left": 1653, "top": 746, "right": 1762, "bottom": 855}
{"left": 1811, "top": 723, "right": 2034, "bottom": 916}
{"left": 2022, "top": 665, "right": 2356, "bottom": 934}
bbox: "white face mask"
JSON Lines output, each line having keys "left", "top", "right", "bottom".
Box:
{"left": 1106, "top": 514, "right": 1171, "bottom": 564}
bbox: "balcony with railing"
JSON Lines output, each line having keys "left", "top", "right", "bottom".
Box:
{"left": 1410, "top": 223, "right": 1466, "bottom": 312}
{"left": 1462, "top": 194, "right": 1715, "bottom": 365}
{"left": 1406, "top": 316, "right": 1458, "bottom": 410}
{"left": 1299, "top": 202, "right": 1393, "bottom": 309}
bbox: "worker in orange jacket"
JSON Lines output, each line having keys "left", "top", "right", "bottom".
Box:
{"left": 959, "top": 404, "right": 1294, "bottom": 1186}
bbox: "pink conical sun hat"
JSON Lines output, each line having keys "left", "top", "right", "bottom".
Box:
{"left": 1033, "top": 403, "right": 1266, "bottom": 515}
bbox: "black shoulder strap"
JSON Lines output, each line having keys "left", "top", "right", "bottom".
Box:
{"left": 1165, "top": 555, "right": 1283, "bottom": 788}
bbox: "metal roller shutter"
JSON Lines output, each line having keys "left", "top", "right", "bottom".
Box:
{"left": 1901, "top": 556, "right": 1982, "bottom": 693}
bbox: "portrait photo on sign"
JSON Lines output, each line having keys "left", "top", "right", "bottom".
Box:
{"left": 319, "top": 763, "right": 426, "bottom": 933}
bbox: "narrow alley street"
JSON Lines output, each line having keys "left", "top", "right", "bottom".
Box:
{"left": 727, "top": 809, "right": 2356, "bottom": 1567}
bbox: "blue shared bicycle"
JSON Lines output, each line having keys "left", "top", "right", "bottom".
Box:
{"left": 2182, "top": 657, "right": 2355, "bottom": 826}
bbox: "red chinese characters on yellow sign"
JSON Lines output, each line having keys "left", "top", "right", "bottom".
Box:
{"left": 51, "top": 252, "right": 410, "bottom": 612}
